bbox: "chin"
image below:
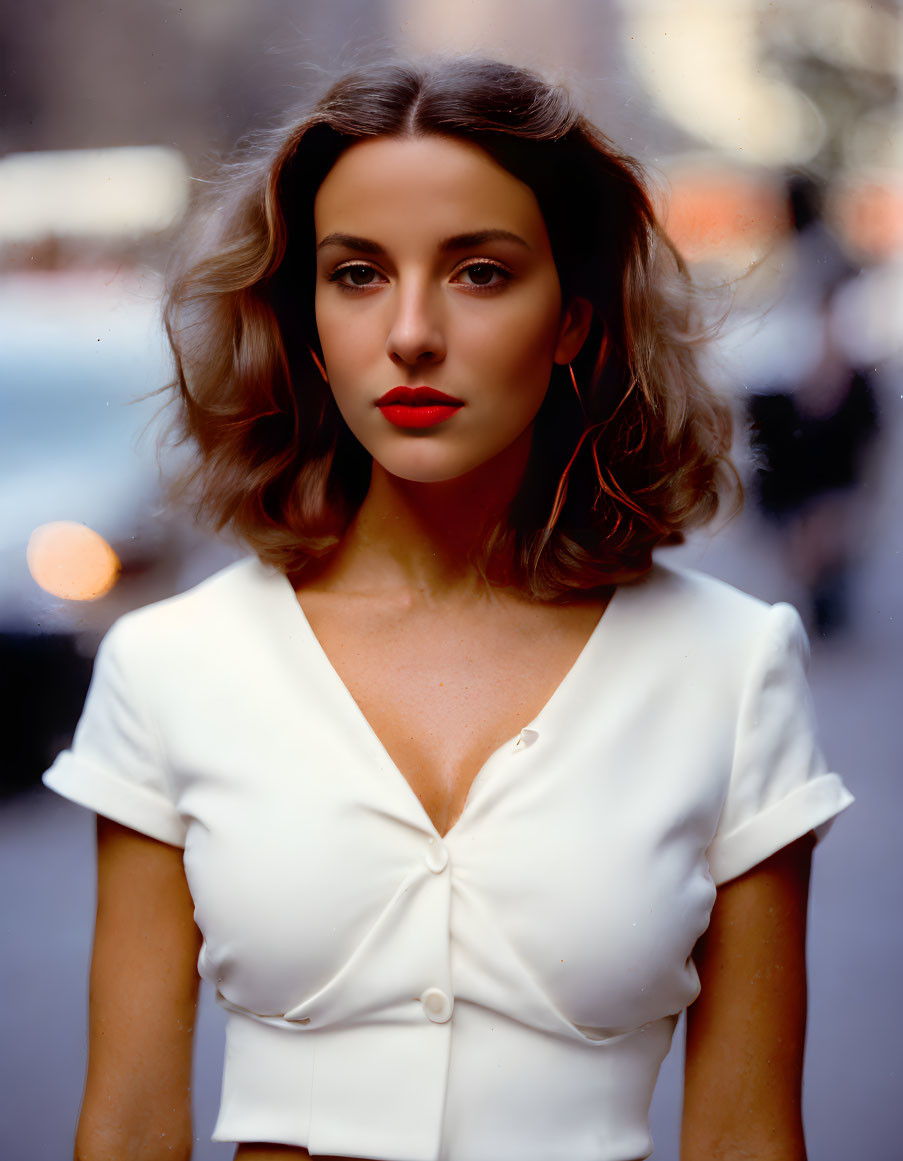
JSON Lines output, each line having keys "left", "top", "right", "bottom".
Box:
{"left": 381, "top": 460, "right": 482, "bottom": 486}
{"left": 365, "top": 441, "right": 493, "bottom": 485}
{"left": 359, "top": 422, "right": 534, "bottom": 489}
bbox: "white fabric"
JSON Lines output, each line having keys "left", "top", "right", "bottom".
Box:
{"left": 43, "top": 557, "right": 853, "bottom": 1161}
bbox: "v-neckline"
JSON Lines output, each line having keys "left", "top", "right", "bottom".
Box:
{"left": 274, "top": 569, "right": 621, "bottom": 840}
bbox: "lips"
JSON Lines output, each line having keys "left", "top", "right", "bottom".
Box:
{"left": 376, "top": 386, "right": 464, "bottom": 407}
{"left": 375, "top": 386, "right": 464, "bottom": 429}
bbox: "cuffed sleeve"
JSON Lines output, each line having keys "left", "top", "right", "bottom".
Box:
{"left": 42, "top": 620, "right": 187, "bottom": 847}
{"left": 706, "top": 603, "right": 853, "bottom": 884}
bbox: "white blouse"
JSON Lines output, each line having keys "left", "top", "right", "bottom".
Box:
{"left": 44, "top": 557, "right": 852, "bottom": 1161}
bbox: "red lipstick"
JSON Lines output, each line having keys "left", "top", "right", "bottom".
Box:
{"left": 375, "top": 386, "right": 464, "bottom": 429}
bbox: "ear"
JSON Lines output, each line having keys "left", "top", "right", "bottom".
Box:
{"left": 553, "top": 296, "right": 594, "bottom": 366}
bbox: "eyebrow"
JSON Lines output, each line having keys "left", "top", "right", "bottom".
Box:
{"left": 316, "top": 228, "right": 532, "bottom": 254}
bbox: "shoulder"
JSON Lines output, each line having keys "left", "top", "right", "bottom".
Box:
{"left": 616, "top": 560, "right": 771, "bottom": 628}
{"left": 115, "top": 555, "right": 279, "bottom": 631}
{"left": 102, "top": 556, "right": 287, "bottom": 673}
{"left": 612, "top": 561, "right": 807, "bottom": 676}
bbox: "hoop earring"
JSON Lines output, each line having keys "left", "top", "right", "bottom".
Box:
{"left": 307, "top": 346, "right": 329, "bottom": 384}
{"left": 567, "top": 363, "right": 586, "bottom": 415}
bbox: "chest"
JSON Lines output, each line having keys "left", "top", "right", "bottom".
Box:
{"left": 295, "top": 593, "right": 607, "bottom": 838}
{"left": 179, "top": 620, "right": 727, "bottom": 1030}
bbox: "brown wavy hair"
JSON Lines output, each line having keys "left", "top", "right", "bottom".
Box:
{"left": 163, "top": 56, "right": 740, "bottom": 598}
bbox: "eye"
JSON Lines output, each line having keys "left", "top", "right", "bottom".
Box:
{"left": 453, "top": 261, "right": 511, "bottom": 289}
{"left": 327, "top": 263, "right": 386, "bottom": 289}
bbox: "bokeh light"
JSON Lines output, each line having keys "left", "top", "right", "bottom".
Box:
{"left": 26, "top": 521, "right": 121, "bottom": 601}
{"left": 623, "top": 1, "right": 827, "bottom": 166}
{"left": 830, "top": 174, "right": 903, "bottom": 261}
{"left": 0, "top": 146, "right": 188, "bottom": 243}
{"left": 662, "top": 163, "right": 788, "bottom": 270}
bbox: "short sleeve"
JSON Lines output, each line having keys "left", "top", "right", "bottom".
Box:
{"left": 42, "top": 620, "right": 187, "bottom": 847}
{"left": 706, "top": 602, "right": 853, "bottom": 884}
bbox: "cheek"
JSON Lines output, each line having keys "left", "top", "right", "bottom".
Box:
{"left": 315, "top": 297, "right": 392, "bottom": 388}
{"left": 472, "top": 294, "right": 563, "bottom": 391}
{"left": 314, "top": 294, "right": 350, "bottom": 364}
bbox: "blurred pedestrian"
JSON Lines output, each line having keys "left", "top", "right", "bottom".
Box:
{"left": 749, "top": 176, "right": 881, "bottom": 637}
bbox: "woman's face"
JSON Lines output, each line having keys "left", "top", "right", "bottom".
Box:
{"left": 313, "top": 134, "right": 589, "bottom": 484}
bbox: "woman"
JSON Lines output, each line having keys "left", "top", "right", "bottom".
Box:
{"left": 44, "top": 58, "right": 852, "bottom": 1161}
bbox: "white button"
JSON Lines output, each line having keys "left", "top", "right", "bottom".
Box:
{"left": 514, "top": 727, "right": 539, "bottom": 750}
{"left": 420, "top": 987, "right": 453, "bottom": 1023}
{"left": 424, "top": 839, "right": 449, "bottom": 873}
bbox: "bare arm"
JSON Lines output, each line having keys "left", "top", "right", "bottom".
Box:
{"left": 682, "top": 833, "right": 814, "bottom": 1161}
{"left": 75, "top": 816, "right": 202, "bottom": 1161}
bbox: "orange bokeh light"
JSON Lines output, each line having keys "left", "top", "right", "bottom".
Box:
{"left": 27, "top": 521, "right": 121, "bottom": 601}
{"left": 664, "top": 170, "right": 789, "bottom": 264}
{"left": 831, "top": 180, "right": 903, "bottom": 261}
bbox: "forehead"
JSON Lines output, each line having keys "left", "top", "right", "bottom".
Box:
{"left": 313, "top": 135, "right": 550, "bottom": 248}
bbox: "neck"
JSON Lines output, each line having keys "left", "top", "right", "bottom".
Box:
{"left": 316, "top": 432, "right": 531, "bottom": 598}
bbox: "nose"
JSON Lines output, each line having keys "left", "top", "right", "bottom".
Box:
{"left": 385, "top": 279, "right": 446, "bottom": 368}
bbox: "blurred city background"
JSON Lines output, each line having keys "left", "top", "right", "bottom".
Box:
{"left": 1, "top": 1, "right": 900, "bottom": 1158}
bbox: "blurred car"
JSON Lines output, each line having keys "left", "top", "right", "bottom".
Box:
{"left": 0, "top": 269, "right": 238, "bottom": 791}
